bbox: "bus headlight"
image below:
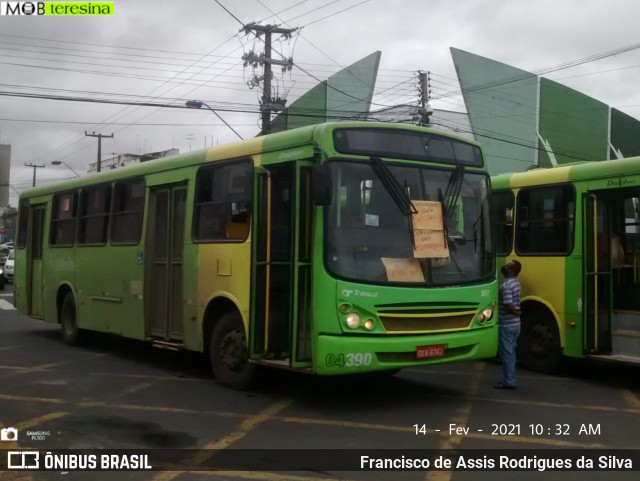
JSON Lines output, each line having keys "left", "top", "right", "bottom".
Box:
{"left": 363, "top": 319, "right": 375, "bottom": 330}
{"left": 345, "top": 313, "right": 361, "bottom": 329}
{"left": 479, "top": 308, "right": 493, "bottom": 323}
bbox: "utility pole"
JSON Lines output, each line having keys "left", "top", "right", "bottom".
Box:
{"left": 24, "top": 163, "right": 45, "bottom": 187}
{"left": 241, "top": 23, "right": 296, "bottom": 135}
{"left": 85, "top": 131, "right": 114, "bottom": 173}
{"left": 417, "top": 70, "right": 433, "bottom": 127}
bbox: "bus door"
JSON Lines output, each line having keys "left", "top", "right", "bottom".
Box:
{"left": 585, "top": 190, "right": 640, "bottom": 359}
{"left": 146, "top": 184, "right": 187, "bottom": 342}
{"left": 27, "top": 204, "right": 46, "bottom": 317}
{"left": 584, "top": 193, "right": 612, "bottom": 353}
{"left": 251, "top": 162, "right": 314, "bottom": 365}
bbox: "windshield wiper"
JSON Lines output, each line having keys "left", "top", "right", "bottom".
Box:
{"left": 369, "top": 157, "right": 417, "bottom": 216}
{"left": 443, "top": 165, "right": 464, "bottom": 219}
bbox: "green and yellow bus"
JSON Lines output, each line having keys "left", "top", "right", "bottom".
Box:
{"left": 15, "top": 122, "right": 497, "bottom": 388}
{"left": 492, "top": 157, "right": 640, "bottom": 372}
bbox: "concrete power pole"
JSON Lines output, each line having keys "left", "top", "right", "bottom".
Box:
{"left": 85, "top": 131, "right": 114, "bottom": 173}
{"left": 24, "top": 163, "right": 45, "bottom": 187}
{"left": 242, "top": 23, "right": 296, "bottom": 135}
{"left": 417, "top": 70, "right": 433, "bottom": 127}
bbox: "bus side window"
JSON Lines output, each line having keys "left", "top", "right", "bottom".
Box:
{"left": 515, "top": 185, "right": 575, "bottom": 255}
{"left": 194, "top": 159, "right": 252, "bottom": 242}
{"left": 111, "top": 178, "right": 145, "bottom": 245}
{"left": 51, "top": 191, "right": 78, "bottom": 247}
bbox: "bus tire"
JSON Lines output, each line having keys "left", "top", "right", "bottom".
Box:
{"left": 209, "top": 312, "right": 256, "bottom": 390}
{"left": 519, "top": 312, "right": 561, "bottom": 373}
{"left": 60, "top": 293, "right": 84, "bottom": 346}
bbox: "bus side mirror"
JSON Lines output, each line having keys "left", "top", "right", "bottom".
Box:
{"left": 311, "top": 164, "right": 332, "bottom": 206}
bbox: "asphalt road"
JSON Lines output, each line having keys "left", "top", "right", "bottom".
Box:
{"left": 1, "top": 283, "right": 640, "bottom": 481}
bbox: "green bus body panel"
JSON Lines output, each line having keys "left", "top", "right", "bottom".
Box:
{"left": 15, "top": 121, "right": 497, "bottom": 376}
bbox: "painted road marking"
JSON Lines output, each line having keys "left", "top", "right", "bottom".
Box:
{"left": 425, "top": 361, "right": 484, "bottom": 481}
{"left": 622, "top": 388, "right": 640, "bottom": 409}
{"left": 0, "top": 299, "right": 15, "bottom": 310}
{"left": 14, "top": 412, "right": 69, "bottom": 431}
{"left": 4, "top": 386, "right": 640, "bottom": 423}
{"left": 150, "top": 395, "right": 299, "bottom": 481}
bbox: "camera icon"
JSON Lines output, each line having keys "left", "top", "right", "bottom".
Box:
{"left": 1, "top": 427, "right": 18, "bottom": 441}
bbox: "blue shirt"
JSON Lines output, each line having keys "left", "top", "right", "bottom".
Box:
{"left": 498, "top": 276, "right": 521, "bottom": 326}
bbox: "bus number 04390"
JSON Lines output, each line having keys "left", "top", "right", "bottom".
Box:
{"left": 325, "top": 353, "right": 373, "bottom": 368}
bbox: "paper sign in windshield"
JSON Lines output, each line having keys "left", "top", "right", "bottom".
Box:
{"left": 381, "top": 258, "right": 425, "bottom": 283}
{"left": 411, "top": 200, "right": 449, "bottom": 258}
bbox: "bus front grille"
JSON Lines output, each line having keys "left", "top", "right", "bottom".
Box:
{"left": 378, "top": 310, "right": 476, "bottom": 333}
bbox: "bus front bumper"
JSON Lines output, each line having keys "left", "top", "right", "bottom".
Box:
{"left": 314, "top": 327, "right": 498, "bottom": 375}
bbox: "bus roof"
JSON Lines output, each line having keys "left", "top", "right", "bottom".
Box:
{"left": 492, "top": 156, "right": 640, "bottom": 190}
{"left": 20, "top": 121, "right": 485, "bottom": 200}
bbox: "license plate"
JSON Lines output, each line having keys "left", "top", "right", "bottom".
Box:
{"left": 416, "top": 345, "right": 445, "bottom": 359}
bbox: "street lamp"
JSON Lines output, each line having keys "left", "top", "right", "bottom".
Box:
{"left": 51, "top": 160, "right": 81, "bottom": 177}
{"left": 185, "top": 100, "right": 243, "bottom": 141}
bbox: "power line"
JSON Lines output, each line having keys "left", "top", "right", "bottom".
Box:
{"left": 0, "top": 90, "right": 380, "bottom": 120}
{"left": 20, "top": 33, "right": 245, "bottom": 167}
{"left": 255, "top": 0, "right": 402, "bottom": 108}
{"left": 303, "top": 0, "right": 370, "bottom": 28}
{"left": 215, "top": 0, "right": 391, "bottom": 112}
{"left": 283, "top": 0, "right": 342, "bottom": 23}
{"left": 0, "top": 118, "right": 260, "bottom": 127}
{"left": 0, "top": 33, "right": 220, "bottom": 57}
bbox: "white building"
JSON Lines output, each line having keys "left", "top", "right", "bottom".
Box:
{"left": 88, "top": 148, "right": 179, "bottom": 174}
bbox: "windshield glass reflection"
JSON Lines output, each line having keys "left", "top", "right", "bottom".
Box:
{"left": 325, "top": 160, "right": 493, "bottom": 286}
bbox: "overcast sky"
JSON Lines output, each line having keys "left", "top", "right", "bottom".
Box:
{"left": 1, "top": 0, "right": 640, "bottom": 205}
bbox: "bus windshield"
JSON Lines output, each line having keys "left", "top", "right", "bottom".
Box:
{"left": 325, "top": 160, "right": 493, "bottom": 286}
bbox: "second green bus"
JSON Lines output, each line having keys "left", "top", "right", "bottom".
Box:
{"left": 493, "top": 156, "right": 640, "bottom": 372}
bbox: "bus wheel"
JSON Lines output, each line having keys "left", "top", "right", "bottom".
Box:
{"left": 209, "top": 312, "right": 256, "bottom": 389}
{"left": 60, "top": 293, "right": 84, "bottom": 346}
{"left": 519, "top": 314, "right": 561, "bottom": 373}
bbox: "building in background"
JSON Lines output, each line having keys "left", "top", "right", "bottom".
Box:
{"left": 271, "top": 52, "right": 381, "bottom": 132}
{"left": 451, "top": 48, "right": 640, "bottom": 175}
{"left": 0, "top": 144, "right": 11, "bottom": 208}
{"left": 0, "top": 206, "right": 17, "bottom": 243}
{"left": 88, "top": 148, "right": 179, "bottom": 174}
{"left": 269, "top": 47, "right": 640, "bottom": 177}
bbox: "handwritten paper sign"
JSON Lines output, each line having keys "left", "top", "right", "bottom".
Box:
{"left": 411, "top": 200, "right": 449, "bottom": 258}
{"left": 381, "top": 258, "right": 425, "bottom": 283}
{"left": 411, "top": 200, "right": 443, "bottom": 230}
